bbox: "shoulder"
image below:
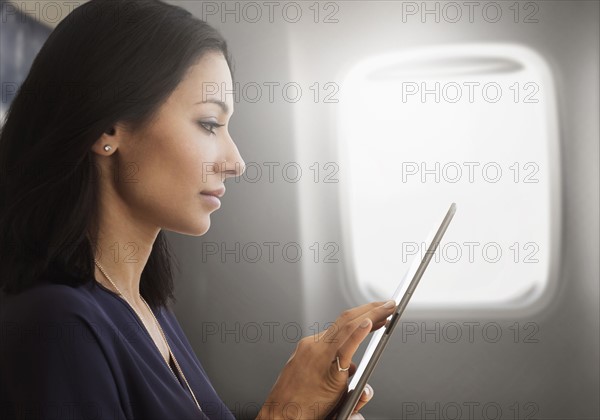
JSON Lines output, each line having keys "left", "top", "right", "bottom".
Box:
{"left": 0, "top": 279, "right": 115, "bottom": 370}
{"left": 0, "top": 283, "right": 128, "bottom": 419}
{"left": 0, "top": 279, "right": 100, "bottom": 326}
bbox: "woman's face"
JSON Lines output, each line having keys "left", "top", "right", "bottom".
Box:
{"left": 98, "top": 51, "right": 245, "bottom": 237}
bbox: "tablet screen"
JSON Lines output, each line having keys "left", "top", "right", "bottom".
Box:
{"left": 330, "top": 203, "right": 456, "bottom": 420}
{"left": 347, "top": 224, "right": 438, "bottom": 391}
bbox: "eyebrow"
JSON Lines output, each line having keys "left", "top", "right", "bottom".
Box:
{"left": 195, "top": 99, "right": 230, "bottom": 114}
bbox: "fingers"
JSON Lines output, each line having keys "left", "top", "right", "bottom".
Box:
{"left": 327, "top": 300, "right": 396, "bottom": 361}
{"left": 353, "top": 384, "right": 374, "bottom": 413}
{"left": 348, "top": 413, "right": 365, "bottom": 420}
{"left": 324, "top": 300, "right": 396, "bottom": 345}
{"left": 340, "top": 300, "right": 395, "bottom": 324}
{"left": 348, "top": 362, "right": 358, "bottom": 377}
{"left": 333, "top": 317, "right": 372, "bottom": 372}
{"left": 320, "top": 301, "right": 392, "bottom": 343}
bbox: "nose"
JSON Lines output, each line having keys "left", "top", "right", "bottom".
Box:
{"left": 218, "top": 159, "right": 245, "bottom": 180}
{"left": 217, "top": 137, "right": 246, "bottom": 180}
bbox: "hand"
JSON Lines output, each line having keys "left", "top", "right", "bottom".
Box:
{"left": 256, "top": 300, "right": 396, "bottom": 419}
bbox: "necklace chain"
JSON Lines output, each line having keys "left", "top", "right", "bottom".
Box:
{"left": 93, "top": 259, "right": 203, "bottom": 413}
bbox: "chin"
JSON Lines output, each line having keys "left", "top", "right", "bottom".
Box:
{"left": 187, "top": 222, "right": 211, "bottom": 237}
{"left": 165, "top": 218, "right": 211, "bottom": 237}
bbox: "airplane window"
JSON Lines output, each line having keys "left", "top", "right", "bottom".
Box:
{"left": 338, "top": 44, "right": 561, "bottom": 314}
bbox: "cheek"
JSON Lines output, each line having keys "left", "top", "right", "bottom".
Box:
{"left": 119, "top": 134, "right": 208, "bottom": 205}
{"left": 115, "top": 138, "right": 218, "bottom": 234}
{"left": 155, "top": 140, "right": 208, "bottom": 196}
{"left": 176, "top": 140, "right": 216, "bottom": 190}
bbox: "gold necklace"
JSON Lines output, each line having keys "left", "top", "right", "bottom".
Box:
{"left": 94, "top": 259, "right": 203, "bottom": 413}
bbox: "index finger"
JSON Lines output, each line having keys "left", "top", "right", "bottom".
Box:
{"left": 318, "top": 300, "right": 396, "bottom": 344}
{"left": 314, "top": 301, "right": 388, "bottom": 342}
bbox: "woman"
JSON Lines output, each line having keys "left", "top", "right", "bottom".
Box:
{"left": 0, "top": 1, "right": 397, "bottom": 419}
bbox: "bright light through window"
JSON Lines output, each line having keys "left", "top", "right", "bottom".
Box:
{"left": 338, "top": 43, "right": 561, "bottom": 313}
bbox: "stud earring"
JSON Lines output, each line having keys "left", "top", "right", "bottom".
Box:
{"left": 103, "top": 145, "right": 113, "bottom": 152}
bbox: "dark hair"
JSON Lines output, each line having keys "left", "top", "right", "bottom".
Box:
{"left": 0, "top": 0, "right": 233, "bottom": 308}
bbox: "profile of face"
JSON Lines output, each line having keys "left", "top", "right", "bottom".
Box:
{"left": 92, "top": 51, "right": 245, "bottom": 237}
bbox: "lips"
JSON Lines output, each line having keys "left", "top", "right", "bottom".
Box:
{"left": 201, "top": 186, "right": 226, "bottom": 198}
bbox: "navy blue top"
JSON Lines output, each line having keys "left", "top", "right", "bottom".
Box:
{"left": 0, "top": 269, "right": 236, "bottom": 420}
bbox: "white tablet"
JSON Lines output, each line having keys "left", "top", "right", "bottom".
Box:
{"left": 329, "top": 203, "right": 457, "bottom": 420}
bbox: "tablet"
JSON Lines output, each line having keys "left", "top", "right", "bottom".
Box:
{"left": 329, "top": 202, "right": 457, "bottom": 420}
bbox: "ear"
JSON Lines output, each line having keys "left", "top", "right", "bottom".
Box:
{"left": 91, "top": 126, "right": 120, "bottom": 156}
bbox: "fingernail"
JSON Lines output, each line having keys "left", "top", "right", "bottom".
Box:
{"left": 360, "top": 318, "right": 371, "bottom": 328}
{"left": 383, "top": 300, "right": 396, "bottom": 309}
{"left": 365, "top": 384, "right": 373, "bottom": 397}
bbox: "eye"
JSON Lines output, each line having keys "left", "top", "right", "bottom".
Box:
{"left": 198, "top": 121, "right": 225, "bottom": 135}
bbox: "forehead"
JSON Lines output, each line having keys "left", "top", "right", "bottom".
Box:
{"left": 175, "top": 52, "right": 234, "bottom": 110}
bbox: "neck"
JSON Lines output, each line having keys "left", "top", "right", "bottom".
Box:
{"left": 92, "top": 188, "right": 160, "bottom": 306}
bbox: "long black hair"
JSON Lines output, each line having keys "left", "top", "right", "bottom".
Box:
{"left": 0, "top": 0, "right": 233, "bottom": 309}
